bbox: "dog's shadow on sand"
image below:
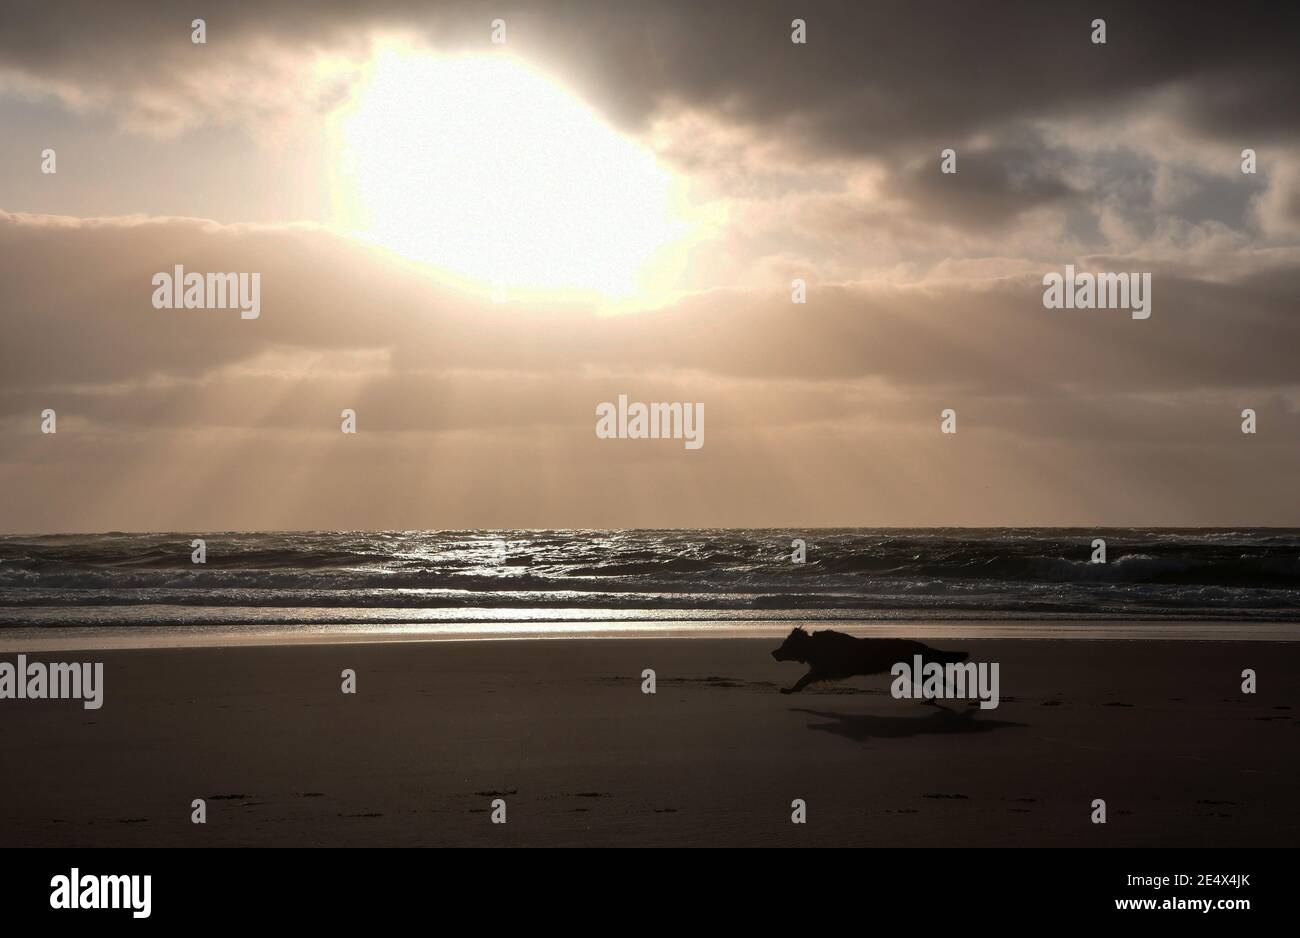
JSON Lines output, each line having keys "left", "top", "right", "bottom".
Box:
{"left": 791, "top": 706, "right": 1025, "bottom": 742}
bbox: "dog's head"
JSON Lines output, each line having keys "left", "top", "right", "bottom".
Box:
{"left": 771, "top": 627, "right": 811, "bottom": 662}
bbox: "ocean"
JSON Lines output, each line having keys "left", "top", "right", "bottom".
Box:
{"left": 1, "top": 530, "right": 1297, "bottom": 640}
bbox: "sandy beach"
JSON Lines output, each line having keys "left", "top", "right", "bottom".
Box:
{"left": 2, "top": 634, "right": 1296, "bottom": 847}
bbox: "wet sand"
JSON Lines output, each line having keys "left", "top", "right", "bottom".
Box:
{"left": 1, "top": 637, "right": 1296, "bottom": 846}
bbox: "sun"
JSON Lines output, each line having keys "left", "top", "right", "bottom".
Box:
{"left": 328, "top": 45, "right": 706, "bottom": 306}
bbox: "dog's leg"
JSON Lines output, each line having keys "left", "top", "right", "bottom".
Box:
{"left": 780, "top": 671, "right": 819, "bottom": 695}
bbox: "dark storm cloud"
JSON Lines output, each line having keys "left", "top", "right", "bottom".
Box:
{"left": 1, "top": 0, "right": 1297, "bottom": 151}
{"left": 893, "top": 134, "right": 1081, "bottom": 231}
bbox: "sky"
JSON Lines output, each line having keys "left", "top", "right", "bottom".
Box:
{"left": 1, "top": 0, "right": 1298, "bottom": 531}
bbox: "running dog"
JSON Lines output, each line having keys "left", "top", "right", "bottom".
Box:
{"left": 771, "top": 627, "right": 968, "bottom": 696}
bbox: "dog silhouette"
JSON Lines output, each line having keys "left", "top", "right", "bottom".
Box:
{"left": 771, "top": 627, "right": 968, "bottom": 696}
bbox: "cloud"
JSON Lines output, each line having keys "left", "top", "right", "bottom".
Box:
{"left": 3, "top": 1, "right": 1298, "bottom": 148}
{"left": 4, "top": 210, "right": 1299, "bottom": 399}
{"left": 2, "top": 3, "right": 1299, "bottom": 528}
{"left": 5, "top": 1, "right": 1297, "bottom": 261}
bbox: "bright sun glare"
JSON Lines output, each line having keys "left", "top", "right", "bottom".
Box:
{"left": 330, "top": 46, "right": 705, "bottom": 305}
